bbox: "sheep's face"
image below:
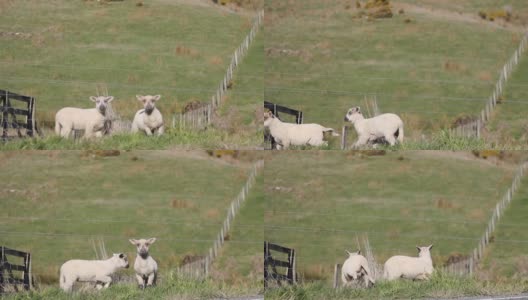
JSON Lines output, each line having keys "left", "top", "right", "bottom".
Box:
{"left": 137, "top": 95, "right": 161, "bottom": 115}
{"left": 113, "top": 253, "right": 130, "bottom": 268}
{"left": 90, "top": 96, "right": 114, "bottom": 115}
{"left": 416, "top": 245, "right": 433, "bottom": 257}
{"left": 130, "top": 238, "right": 156, "bottom": 258}
{"left": 263, "top": 111, "right": 275, "bottom": 127}
{"left": 344, "top": 107, "right": 362, "bottom": 123}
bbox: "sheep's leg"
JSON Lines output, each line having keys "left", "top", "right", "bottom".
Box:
{"left": 60, "top": 126, "right": 72, "bottom": 138}
{"left": 146, "top": 272, "right": 156, "bottom": 287}
{"left": 384, "top": 134, "right": 396, "bottom": 146}
{"left": 95, "top": 275, "right": 112, "bottom": 289}
{"left": 157, "top": 126, "right": 164, "bottom": 136}
{"left": 94, "top": 131, "right": 103, "bottom": 138}
{"left": 84, "top": 126, "right": 94, "bottom": 139}
{"left": 135, "top": 274, "right": 145, "bottom": 289}
{"left": 145, "top": 127, "right": 153, "bottom": 136}
{"left": 354, "top": 135, "right": 369, "bottom": 148}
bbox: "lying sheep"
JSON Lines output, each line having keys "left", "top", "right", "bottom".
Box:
{"left": 264, "top": 111, "right": 338, "bottom": 150}
{"left": 129, "top": 238, "right": 158, "bottom": 289}
{"left": 383, "top": 245, "right": 434, "bottom": 281}
{"left": 344, "top": 106, "right": 404, "bottom": 147}
{"left": 131, "top": 95, "right": 164, "bottom": 136}
{"left": 341, "top": 250, "right": 375, "bottom": 288}
{"left": 59, "top": 253, "right": 129, "bottom": 292}
{"left": 55, "top": 96, "right": 114, "bottom": 138}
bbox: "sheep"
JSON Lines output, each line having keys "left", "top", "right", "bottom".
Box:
{"left": 264, "top": 111, "right": 339, "bottom": 150}
{"left": 344, "top": 106, "right": 404, "bottom": 147}
{"left": 341, "top": 250, "right": 375, "bottom": 288}
{"left": 131, "top": 95, "right": 164, "bottom": 136}
{"left": 59, "top": 253, "right": 129, "bottom": 292}
{"left": 383, "top": 245, "right": 434, "bottom": 281}
{"left": 55, "top": 96, "right": 114, "bottom": 138}
{"left": 129, "top": 238, "right": 158, "bottom": 289}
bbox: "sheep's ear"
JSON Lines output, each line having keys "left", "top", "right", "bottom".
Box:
{"left": 105, "top": 96, "right": 114, "bottom": 103}
{"left": 118, "top": 253, "right": 125, "bottom": 259}
{"left": 136, "top": 95, "right": 143, "bottom": 101}
{"left": 153, "top": 95, "right": 161, "bottom": 102}
{"left": 428, "top": 244, "right": 433, "bottom": 250}
{"left": 90, "top": 96, "right": 97, "bottom": 102}
{"left": 345, "top": 250, "right": 351, "bottom": 255}
{"left": 357, "top": 249, "right": 361, "bottom": 255}
{"left": 147, "top": 237, "right": 157, "bottom": 245}
{"left": 129, "top": 239, "right": 138, "bottom": 245}
{"left": 416, "top": 246, "right": 421, "bottom": 252}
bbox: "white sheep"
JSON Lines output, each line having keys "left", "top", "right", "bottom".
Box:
{"left": 59, "top": 253, "right": 129, "bottom": 292}
{"left": 129, "top": 238, "right": 158, "bottom": 289}
{"left": 131, "top": 95, "right": 164, "bottom": 136}
{"left": 264, "top": 111, "right": 339, "bottom": 150}
{"left": 55, "top": 96, "right": 114, "bottom": 138}
{"left": 344, "top": 106, "right": 404, "bottom": 147}
{"left": 383, "top": 245, "right": 434, "bottom": 281}
{"left": 341, "top": 250, "right": 375, "bottom": 288}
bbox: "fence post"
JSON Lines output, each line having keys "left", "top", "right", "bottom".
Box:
{"left": 341, "top": 126, "right": 347, "bottom": 150}
{"left": 333, "top": 264, "right": 341, "bottom": 289}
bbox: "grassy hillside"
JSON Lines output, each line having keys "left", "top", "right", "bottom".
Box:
{"left": 0, "top": 150, "right": 255, "bottom": 284}
{"left": 264, "top": 0, "right": 524, "bottom": 146}
{"left": 1, "top": 0, "right": 251, "bottom": 121}
{"left": 479, "top": 173, "right": 528, "bottom": 280}
{"left": 264, "top": 151, "right": 524, "bottom": 282}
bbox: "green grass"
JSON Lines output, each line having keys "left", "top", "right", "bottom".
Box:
{"left": 264, "top": 0, "right": 523, "bottom": 144}
{"left": 0, "top": 151, "right": 255, "bottom": 284}
{"left": 0, "top": 0, "right": 262, "bottom": 147}
{"left": 1, "top": 0, "right": 250, "bottom": 118}
{"left": 264, "top": 151, "right": 521, "bottom": 282}
{"left": 1, "top": 274, "right": 258, "bottom": 300}
{"left": 0, "top": 127, "right": 262, "bottom": 150}
{"left": 480, "top": 174, "right": 528, "bottom": 280}
{"left": 265, "top": 271, "right": 528, "bottom": 300}
{"left": 211, "top": 176, "right": 264, "bottom": 289}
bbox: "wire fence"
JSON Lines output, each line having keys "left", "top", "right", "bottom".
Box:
{"left": 176, "top": 160, "right": 264, "bottom": 278}
{"left": 443, "top": 161, "right": 528, "bottom": 276}
{"left": 173, "top": 10, "right": 264, "bottom": 130}
{"left": 450, "top": 32, "right": 528, "bottom": 138}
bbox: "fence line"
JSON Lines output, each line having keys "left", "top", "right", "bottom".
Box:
{"left": 444, "top": 161, "right": 528, "bottom": 276}
{"left": 176, "top": 160, "right": 264, "bottom": 278}
{"left": 450, "top": 32, "right": 528, "bottom": 138}
{"left": 174, "top": 10, "right": 264, "bottom": 130}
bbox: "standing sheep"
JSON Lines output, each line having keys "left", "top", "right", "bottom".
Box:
{"left": 383, "top": 245, "right": 434, "bottom": 281}
{"left": 129, "top": 238, "right": 158, "bottom": 289}
{"left": 264, "top": 111, "right": 338, "bottom": 149}
{"left": 131, "top": 95, "right": 164, "bottom": 136}
{"left": 55, "top": 96, "right": 114, "bottom": 138}
{"left": 341, "top": 250, "right": 375, "bottom": 288}
{"left": 344, "top": 106, "right": 404, "bottom": 147}
{"left": 59, "top": 253, "right": 129, "bottom": 292}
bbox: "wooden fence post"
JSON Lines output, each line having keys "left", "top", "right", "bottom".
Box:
{"left": 333, "top": 264, "right": 342, "bottom": 289}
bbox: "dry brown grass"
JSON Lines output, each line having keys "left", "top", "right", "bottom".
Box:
{"left": 208, "top": 55, "right": 224, "bottom": 66}
{"left": 205, "top": 208, "right": 220, "bottom": 218}
{"left": 467, "top": 208, "right": 485, "bottom": 221}
{"left": 443, "top": 60, "right": 467, "bottom": 73}
{"left": 171, "top": 199, "right": 195, "bottom": 209}
{"left": 175, "top": 45, "right": 200, "bottom": 58}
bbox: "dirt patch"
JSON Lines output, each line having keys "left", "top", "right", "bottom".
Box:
{"left": 392, "top": 1, "right": 524, "bottom": 32}
{"left": 180, "top": 254, "right": 204, "bottom": 265}
{"left": 182, "top": 99, "right": 207, "bottom": 113}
